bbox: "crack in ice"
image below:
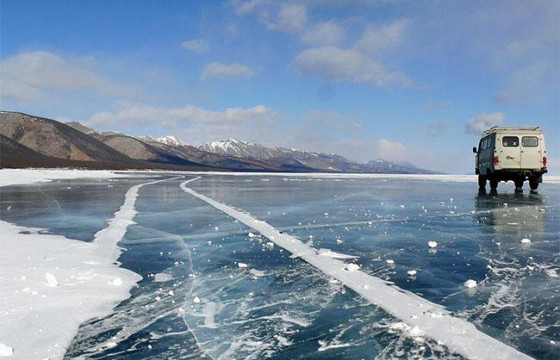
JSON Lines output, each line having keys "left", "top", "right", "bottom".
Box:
{"left": 180, "top": 177, "right": 534, "bottom": 360}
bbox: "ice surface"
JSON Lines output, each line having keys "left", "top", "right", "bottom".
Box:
{"left": 1, "top": 171, "right": 558, "bottom": 359}
{"left": 180, "top": 178, "right": 535, "bottom": 360}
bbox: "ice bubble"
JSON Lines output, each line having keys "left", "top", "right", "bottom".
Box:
{"left": 168, "top": 290, "right": 175, "bottom": 296}
{"left": 386, "top": 259, "right": 395, "bottom": 265}
{"left": 111, "top": 278, "right": 123, "bottom": 286}
{"left": 248, "top": 232, "right": 256, "bottom": 238}
{"left": 265, "top": 242, "right": 274, "bottom": 249}
{"left": 45, "top": 273, "right": 58, "bottom": 287}
{"left": 427, "top": 241, "right": 438, "bottom": 248}
{"left": 237, "top": 262, "right": 248, "bottom": 268}
{"left": 520, "top": 238, "right": 531, "bottom": 244}
{"left": 400, "top": 205, "right": 405, "bottom": 209}
{"left": 463, "top": 279, "right": 477, "bottom": 288}
{"left": 346, "top": 264, "right": 360, "bottom": 272}
{"left": 155, "top": 296, "right": 161, "bottom": 301}
{"left": 407, "top": 270, "right": 417, "bottom": 277}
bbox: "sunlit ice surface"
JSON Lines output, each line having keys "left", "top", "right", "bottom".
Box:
{"left": 0, "top": 174, "right": 558, "bottom": 359}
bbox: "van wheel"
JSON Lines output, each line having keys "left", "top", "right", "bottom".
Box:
{"left": 478, "top": 175, "right": 487, "bottom": 188}
{"left": 529, "top": 177, "right": 541, "bottom": 191}
{"left": 489, "top": 177, "right": 498, "bottom": 190}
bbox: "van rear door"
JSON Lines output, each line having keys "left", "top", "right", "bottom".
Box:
{"left": 520, "top": 135, "right": 542, "bottom": 169}
{"left": 499, "top": 135, "right": 521, "bottom": 169}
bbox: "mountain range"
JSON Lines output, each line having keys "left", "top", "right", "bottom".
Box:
{"left": 0, "top": 111, "right": 436, "bottom": 174}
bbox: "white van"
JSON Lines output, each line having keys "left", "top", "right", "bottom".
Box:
{"left": 473, "top": 126, "right": 547, "bottom": 191}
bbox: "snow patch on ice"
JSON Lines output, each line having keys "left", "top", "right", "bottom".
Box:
{"left": 0, "top": 169, "right": 129, "bottom": 188}
{"left": 153, "top": 273, "right": 173, "bottom": 282}
{"left": 0, "top": 176, "right": 173, "bottom": 360}
{"left": 0, "top": 342, "right": 13, "bottom": 356}
{"left": 44, "top": 273, "right": 59, "bottom": 287}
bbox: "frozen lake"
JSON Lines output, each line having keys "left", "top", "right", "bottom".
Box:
{"left": 0, "top": 173, "right": 558, "bottom": 359}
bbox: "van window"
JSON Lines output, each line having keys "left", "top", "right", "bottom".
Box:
{"left": 503, "top": 136, "right": 519, "bottom": 147}
{"left": 522, "top": 136, "right": 538, "bottom": 147}
{"left": 479, "top": 135, "right": 494, "bottom": 151}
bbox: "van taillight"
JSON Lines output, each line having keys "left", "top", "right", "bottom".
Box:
{"left": 493, "top": 156, "right": 499, "bottom": 165}
{"left": 543, "top": 156, "right": 547, "bottom": 166}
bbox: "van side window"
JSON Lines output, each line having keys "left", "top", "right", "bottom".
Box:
{"left": 522, "top": 136, "right": 538, "bottom": 147}
{"left": 503, "top": 136, "right": 519, "bottom": 147}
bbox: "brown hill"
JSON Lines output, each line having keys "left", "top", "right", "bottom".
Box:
{"left": 0, "top": 112, "right": 134, "bottom": 164}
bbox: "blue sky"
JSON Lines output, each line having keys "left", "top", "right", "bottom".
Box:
{"left": 1, "top": 0, "right": 558, "bottom": 174}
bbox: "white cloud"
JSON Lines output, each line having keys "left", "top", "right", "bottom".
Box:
{"left": 375, "top": 139, "right": 409, "bottom": 162}
{"left": 427, "top": 120, "right": 453, "bottom": 137}
{"left": 293, "top": 46, "right": 412, "bottom": 87}
{"left": 231, "top": 0, "right": 266, "bottom": 15}
{"left": 87, "top": 102, "right": 274, "bottom": 128}
{"left": 273, "top": 3, "right": 307, "bottom": 33}
{"left": 201, "top": 62, "right": 254, "bottom": 79}
{"left": 181, "top": 39, "right": 210, "bottom": 54}
{"left": 0, "top": 51, "right": 128, "bottom": 103}
{"left": 465, "top": 112, "right": 505, "bottom": 134}
{"left": 301, "top": 20, "right": 345, "bottom": 45}
{"left": 86, "top": 101, "right": 280, "bottom": 146}
{"left": 232, "top": 1, "right": 307, "bottom": 33}
{"left": 355, "top": 19, "right": 410, "bottom": 56}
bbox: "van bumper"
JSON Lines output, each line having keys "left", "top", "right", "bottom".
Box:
{"left": 492, "top": 168, "right": 547, "bottom": 180}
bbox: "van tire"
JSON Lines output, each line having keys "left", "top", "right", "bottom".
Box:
{"left": 529, "top": 177, "right": 541, "bottom": 191}
{"left": 478, "top": 175, "right": 487, "bottom": 188}
{"left": 514, "top": 179, "right": 524, "bottom": 189}
{"left": 489, "top": 177, "right": 498, "bottom": 190}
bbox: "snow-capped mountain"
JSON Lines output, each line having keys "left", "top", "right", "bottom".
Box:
{"left": 198, "top": 138, "right": 434, "bottom": 174}
{"left": 199, "top": 138, "right": 297, "bottom": 160}
{"left": 152, "top": 135, "right": 189, "bottom": 147}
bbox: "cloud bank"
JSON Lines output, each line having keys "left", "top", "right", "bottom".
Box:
{"left": 465, "top": 112, "right": 505, "bottom": 134}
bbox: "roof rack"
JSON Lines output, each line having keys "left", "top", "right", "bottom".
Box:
{"left": 484, "top": 126, "right": 541, "bottom": 134}
{"left": 489, "top": 126, "right": 540, "bottom": 130}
